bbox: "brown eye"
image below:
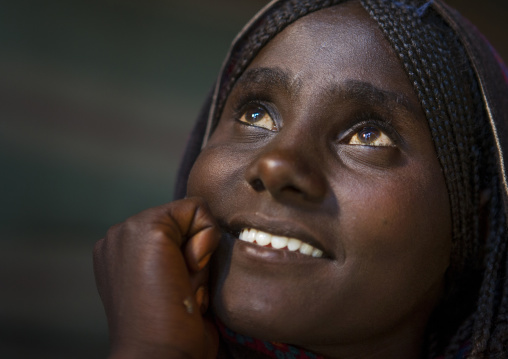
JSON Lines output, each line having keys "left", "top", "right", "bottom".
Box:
{"left": 238, "top": 105, "right": 278, "bottom": 131}
{"left": 349, "top": 126, "right": 393, "bottom": 146}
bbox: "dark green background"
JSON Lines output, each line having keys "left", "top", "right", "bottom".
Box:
{"left": 0, "top": 0, "right": 505, "bottom": 357}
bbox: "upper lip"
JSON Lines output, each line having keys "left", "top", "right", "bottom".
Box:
{"left": 223, "top": 212, "right": 331, "bottom": 257}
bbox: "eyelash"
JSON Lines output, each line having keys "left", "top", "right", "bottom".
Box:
{"left": 341, "top": 115, "right": 399, "bottom": 146}
{"left": 231, "top": 87, "right": 277, "bottom": 111}
{"left": 232, "top": 97, "right": 399, "bottom": 147}
{"left": 233, "top": 100, "right": 276, "bottom": 124}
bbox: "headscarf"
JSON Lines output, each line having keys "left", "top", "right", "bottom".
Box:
{"left": 174, "top": 0, "right": 508, "bottom": 357}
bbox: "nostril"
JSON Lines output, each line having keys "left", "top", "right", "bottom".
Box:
{"left": 245, "top": 151, "right": 328, "bottom": 203}
{"left": 250, "top": 178, "right": 265, "bottom": 192}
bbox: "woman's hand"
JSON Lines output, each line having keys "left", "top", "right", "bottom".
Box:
{"left": 93, "top": 197, "right": 221, "bottom": 359}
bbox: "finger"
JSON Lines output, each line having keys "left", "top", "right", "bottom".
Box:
{"left": 195, "top": 286, "right": 210, "bottom": 315}
{"left": 184, "top": 226, "right": 220, "bottom": 272}
{"left": 188, "top": 255, "right": 210, "bottom": 315}
{"left": 190, "top": 265, "right": 210, "bottom": 313}
{"left": 190, "top": 265, "right": 209, "bottom": 290}
{"left": 167, "top": 198, "right": 220, "bottom": 272}
{"left": 127, "top": 197, "right": 215, "bottom": 248}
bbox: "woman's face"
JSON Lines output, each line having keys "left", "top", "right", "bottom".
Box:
{"left": 187, "top": 1, "right": 452, "bottom": 356}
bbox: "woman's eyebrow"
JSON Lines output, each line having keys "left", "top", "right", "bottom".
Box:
{"left": 325, "top": 80, "right": 416, "bottom": 114}
{"left": 234, "top": 67, "right": 298, "bottom": 94}
{"left": 234, "top": 68, "right": 417, "bottom": 115}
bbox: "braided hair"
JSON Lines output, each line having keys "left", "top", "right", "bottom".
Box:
{"left": 360, "top": 1, "right": 507, "bottom": 357}
{"left": 206, "top": 0, "right": 508, "bottom": 357}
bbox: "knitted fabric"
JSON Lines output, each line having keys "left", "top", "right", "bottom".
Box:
{"left": 216, "top": 320, "right": 325, "bottom": 359}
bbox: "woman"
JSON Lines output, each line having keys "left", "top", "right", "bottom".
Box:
{"left": 94, "top": 0, "right": 508, "bottom": 358}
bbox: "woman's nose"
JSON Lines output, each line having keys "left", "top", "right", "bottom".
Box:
{"left": 245, "top": 147, "right": 328, "bottom": 204}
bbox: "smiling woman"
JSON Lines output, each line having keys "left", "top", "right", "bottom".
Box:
{"left": 93, "top": 0, "right": 508, "bottom": 358}
{"left": 188, "top": 4, "right": 451, "bottom": 357}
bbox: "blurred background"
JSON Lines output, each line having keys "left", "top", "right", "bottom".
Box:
{"left": 0, "top": 0, "right": 505, "bottom": 357}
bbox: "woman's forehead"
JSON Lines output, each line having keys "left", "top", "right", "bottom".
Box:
{"left": 239, "top": 1, "right": 421, "bottom": 115}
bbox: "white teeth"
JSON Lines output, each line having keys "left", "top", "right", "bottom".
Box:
{"left": 238, "top": 228, "right": 323, "bottom": 258}
{"left": 287, "top": 238, "right": 302, "bottom": 251}
{"left": 271, "top": 236, "right": 288, "bottom": 249}
{"left": 299, "top": 243, "right": 314, "bottom": 255}
{"left": 255, "top": 231, "right": 271, "bottom": 246}
{"left": 245, "top": 229, "right": 256, "bottom": 243}
{"left": 312, "top": 249, "right": 324, "bottom": 258}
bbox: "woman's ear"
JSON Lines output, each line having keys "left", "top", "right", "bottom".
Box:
{"left": 479, "top": 188, "right": 492, "bottom": 242}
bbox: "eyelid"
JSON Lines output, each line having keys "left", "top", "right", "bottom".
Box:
{"left": 233, "top": 100, "right": 279, "bottom": 129}
{"left": 231, "top": 89, "right": 272, "bottom": 114}
{"left": 339, "top": 116, "right": 400, "bottom": 147}
{"left": 349, "top": 128, "right": 394, "bottom": 147}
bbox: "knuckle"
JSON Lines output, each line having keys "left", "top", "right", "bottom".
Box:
{"left": 98, "top": 203, "right": 188, "bottom": 253}
{"left": 105, "top": 222, "right": 123, "bottom": 240}
{"left": 93, "top": 238, "right": 105, "bottom": 257}
{"left": 146, "top": 226, "right": 170, "bottom": 245}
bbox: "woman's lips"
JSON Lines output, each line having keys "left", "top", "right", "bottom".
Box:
{"left": 238, "top": 228, "right": 324, "bottom": 258}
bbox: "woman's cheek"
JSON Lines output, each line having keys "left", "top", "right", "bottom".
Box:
{"left": 186, "top": 145, "right": 244, "bottom": 209}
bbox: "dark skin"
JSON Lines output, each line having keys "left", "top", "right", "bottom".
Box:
{"left": 94, "top": 2, "right": 452, "bottom": 358}
{"left": 94, "top": 197, "right": 220, "bottom": 359}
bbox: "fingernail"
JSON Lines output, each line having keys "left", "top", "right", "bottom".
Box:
{"left": 198, "top": 252, "right": 212, "bottom": 270}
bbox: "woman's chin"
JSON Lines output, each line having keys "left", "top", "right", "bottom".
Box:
{"left": 211, "top": 286, "right": 288, "bottom": 342}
